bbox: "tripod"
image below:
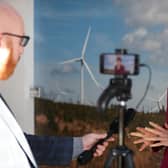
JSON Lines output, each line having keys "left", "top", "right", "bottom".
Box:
{"left": 96, "top": 76, "right": 135, "bottom": 168}
{"left": 104, "top": 101, "right": 134, "bottom": 168}
{"left": 77, "top": 76, "right": 135, "bottom": 167}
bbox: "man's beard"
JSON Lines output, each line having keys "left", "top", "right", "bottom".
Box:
{"left": 0, "top": 40, "right": 18, "bottom": 80}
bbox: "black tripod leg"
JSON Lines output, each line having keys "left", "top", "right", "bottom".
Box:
{"left": 104, "top": 149, "right": 117, "bottom": 168}
{"left": 124, "top": 152, "right": 134, "bottom": 168}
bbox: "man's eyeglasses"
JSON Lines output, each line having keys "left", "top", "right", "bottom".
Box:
{"left": 1, "top": 32, "right": 30, "bottom": 47}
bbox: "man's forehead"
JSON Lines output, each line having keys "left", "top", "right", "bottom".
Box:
{"left": 0, "top": 3, "right": 24, "bottom": 34}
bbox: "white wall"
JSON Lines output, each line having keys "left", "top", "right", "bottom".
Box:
{"left": 0, "top": 0, "right": 34, "bottom": 133}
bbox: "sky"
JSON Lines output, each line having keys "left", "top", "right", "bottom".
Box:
{"left": 34, "top": 0, "right": 168, "bottom": 112}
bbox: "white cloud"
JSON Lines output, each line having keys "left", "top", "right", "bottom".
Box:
{"left": 143, "top": 39, "right": 161, "bottom": 51}
{"left": 113, "top": 0, "right": 168, "bottom": 26}
{"left": 123, "top": 27, "right": 147, "bottom": 44}
{"left": 122, "top": 27, "right": 168, "bottom": 65}
{"left": 115, "top": 0, "right": 168, "bottom": 66}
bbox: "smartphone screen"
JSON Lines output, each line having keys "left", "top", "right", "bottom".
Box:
{"left": 100, "top": 53, "right": 139, "bottom": 75}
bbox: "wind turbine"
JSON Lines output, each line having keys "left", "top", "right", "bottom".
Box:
{"left": 59, "top": 26, "right": 103, "bottom": 104}
{"left": 54, "top": 84, "right": 71, "bottom": 102}
{"left": 148, "top": 89, "right": 167, "bottom": 112}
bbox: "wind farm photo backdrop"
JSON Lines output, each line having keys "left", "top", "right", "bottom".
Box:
{"left": 34, "top": 0, "right": 168, "bottom": 111}
{"left": 34, "top": 1, "right": 168, "bottom": 167}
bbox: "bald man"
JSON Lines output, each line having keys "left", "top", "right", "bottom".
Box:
{"left": 0, "top": 2, "right": 114, "bottom": 168}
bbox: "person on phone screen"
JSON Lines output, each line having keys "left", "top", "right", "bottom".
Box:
{"left": 114, "top": 56, "right": 126, "bottom": 75}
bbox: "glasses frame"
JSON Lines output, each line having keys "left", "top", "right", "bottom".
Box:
{"left": 1, "top": 32, "right": 30, "bottom": 47}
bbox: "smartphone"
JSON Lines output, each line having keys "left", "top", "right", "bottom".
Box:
{"left": 100, "top": 53, "right": 139, "bottom": 75}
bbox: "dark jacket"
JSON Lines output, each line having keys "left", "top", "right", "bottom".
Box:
{"left": 25, "top": 134, "right": 73, "bottom": 166}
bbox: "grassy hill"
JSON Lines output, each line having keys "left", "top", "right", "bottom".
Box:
{"left": 35, "top": 98, "right": 165, "bottom": 168}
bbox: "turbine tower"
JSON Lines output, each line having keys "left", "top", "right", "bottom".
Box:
{"left": 59, "top": 26, "right": 103, "bottom": 104}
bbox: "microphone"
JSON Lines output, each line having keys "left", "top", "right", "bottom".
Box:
{"left": 77, "top": 108, "right": 136, "bottom": 165}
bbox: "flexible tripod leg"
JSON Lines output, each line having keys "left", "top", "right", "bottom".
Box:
{"left": 104, "top": 146, "right": 134, "bottom": 168}
{"left": 104, "top": 148, "right": 118, "bottom": 168}
{"left": 124, "top": 150, "right": 134, "bottom": 168}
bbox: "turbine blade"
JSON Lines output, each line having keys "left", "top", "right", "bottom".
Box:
{"left": 81, "top": 26, "right": 91, "bottom": 59}
{"left": 151, "top": 106, "right": 158, "bottom": 112}
{"left": 159, "top": 89, "right": 167, "bottom": 102}
{"left": 60, "top": 91, "right": 68, "bottom": 95}
{"left": 55, "top": 83, "right": 69, "bottom": 96}
{"left": 83, "top": 61, "right": 104, "bottom": 90}
{"left": 85, "top": 97, "right": 94, "bottom": 106}
{"left": 59, "top": 58, "right": 81, "bottom": 64}
{"left": 146, "top": 97, "right": 157, "bottom": 102}
{"left": 58, "top": 88, "right": 68, "bottom": 95}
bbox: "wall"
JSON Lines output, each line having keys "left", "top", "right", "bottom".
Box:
{"left": 0, "top": 0, "right": 34, "bottom": 133}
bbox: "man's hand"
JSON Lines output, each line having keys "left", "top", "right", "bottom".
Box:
{"left": 82, "top": 133, "right": 114, "bottom": 157}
